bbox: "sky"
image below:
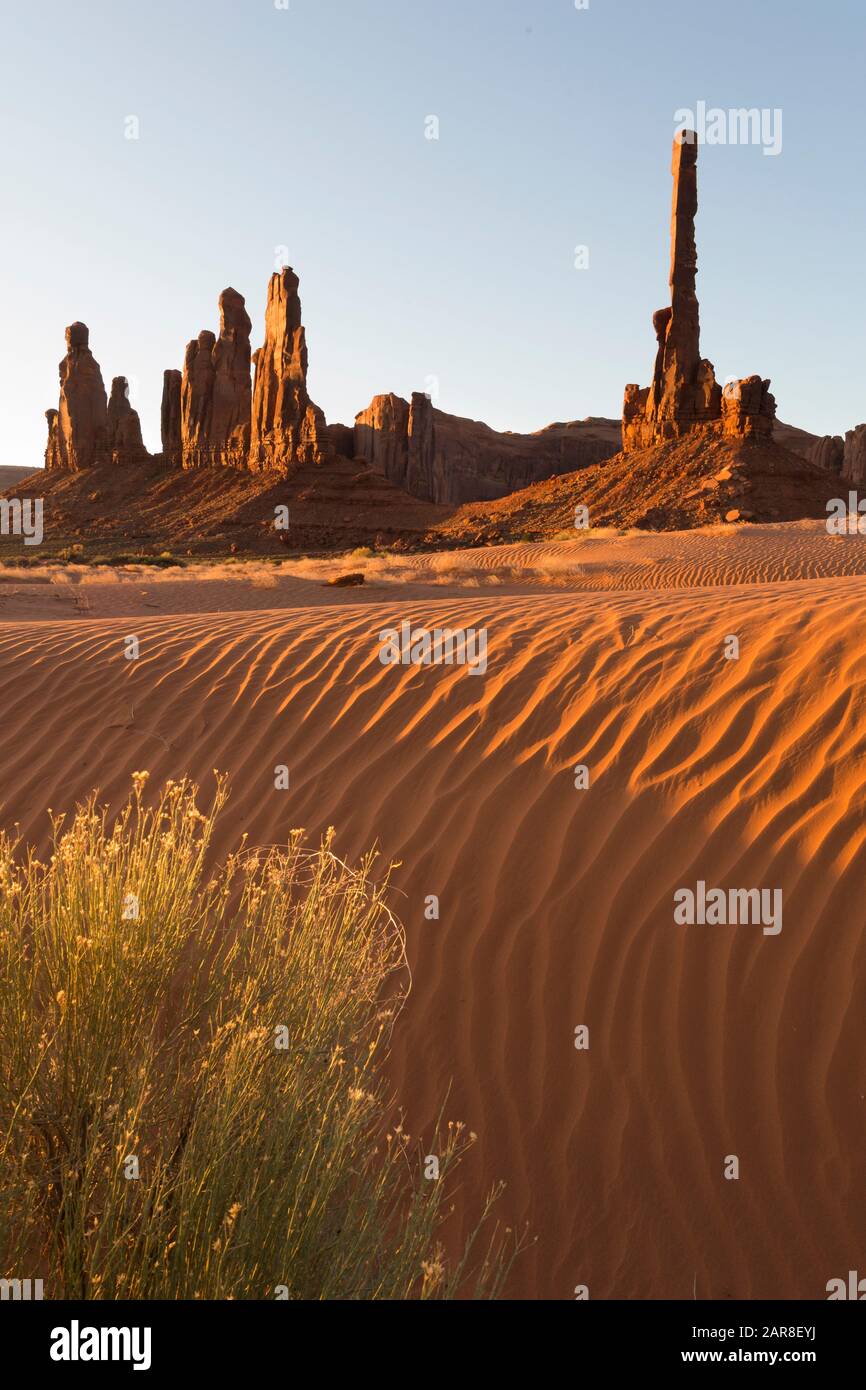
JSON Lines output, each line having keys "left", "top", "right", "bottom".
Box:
{"left": 1, "top": 0, "right": 864, "bottom": 467}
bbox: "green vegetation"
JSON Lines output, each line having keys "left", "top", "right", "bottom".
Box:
{"left": 0, "top": 777, "right": 520, "bottom": 1299}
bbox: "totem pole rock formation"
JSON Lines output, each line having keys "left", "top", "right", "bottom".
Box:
{"left": 180, "top": 288, "right": 252, "bottom": 468}
{"left": 44, "top": 322, "right": 109, "bottom": 470}
{"left": 160, "top": 369, "right": 182, "bottom": 465}
{"left": 249, "top": 267, "right": 330, "bottom": 471}
{"left": 107, "top": 376, "right": 147, "bottom": 464}
{"left": 622, "top": 131, "right": 776, "bottom": 452}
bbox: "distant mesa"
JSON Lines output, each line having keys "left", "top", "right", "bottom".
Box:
{"left": 354, "top": 393, "right": 618, "bottom": 505}
{"left": 622, "top": 131, "right": 776, "bottom": 452}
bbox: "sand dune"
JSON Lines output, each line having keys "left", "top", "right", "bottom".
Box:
{"left": 4, "top": 520, "right": 866, "bottom": 623}
{"left": 1, "top": 525, "right": 865, "bottom": 1298}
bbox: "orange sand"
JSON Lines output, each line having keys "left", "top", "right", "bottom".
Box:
{"left": 1, "top": 520, "right": 865, "bottom": 1299}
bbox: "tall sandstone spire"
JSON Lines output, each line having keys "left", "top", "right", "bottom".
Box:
{"left": 44, "top": 322, "right": 109, "bottom": 470}
{"left": 107, "top": 376, "right": 147, "bottom": 464}
{"left": 211, "top": 288, "right": 252, "bottom": 467}
{"left": 44, "top": 324, "right": 149, "bottom": 469}
{"left": 665, "top": 132, "right": 700, "bottom": 391}
{"left": 623, "top": 131, "right": 775, "bottom": 452}
{"left": 180, "top": 288, "right": 252, "bottom": 468}
{"left": 161, "top": 369, "right": 182, "bottom": 465}
{"left": 249, "top": 267, "right": 329, "bottom": 472}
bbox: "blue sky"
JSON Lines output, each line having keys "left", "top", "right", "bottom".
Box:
{"left": 1, "top": 0, "right": 864, "bottom": 465}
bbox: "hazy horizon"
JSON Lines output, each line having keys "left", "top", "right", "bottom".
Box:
{"left": 2, "top": 0, "right": 864, "bottom": 467}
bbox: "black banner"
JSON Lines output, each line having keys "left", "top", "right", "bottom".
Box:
{"left": 2, "top": 1299, "right": 861, "bottom": 1375}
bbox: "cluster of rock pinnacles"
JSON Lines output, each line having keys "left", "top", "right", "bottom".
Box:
{"left": 44, "top": 132, "right": 866, "bottom": 486}
{"left": 45, "top": 268, "right": 331, "bottom": 474}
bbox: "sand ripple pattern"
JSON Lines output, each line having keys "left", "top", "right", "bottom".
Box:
{"left": 2, "top": 571, "right": 865, "bottom": 1298}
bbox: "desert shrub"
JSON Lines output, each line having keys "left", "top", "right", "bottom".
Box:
{"left": 0, "top": 777, "right": 518, "bottom": 1300}
{"left": 129, "top": 554, "right": 185, "bottom": 568}
{"left": 56, "top": 545, "right": 87, "bottom": 564}
{"left": 87, "top": 553, "right": 186, "bottom": 569}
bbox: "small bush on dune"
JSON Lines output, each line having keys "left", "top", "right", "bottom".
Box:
{"left": 0, "top": 777, "right": 520, "bottom": 1300}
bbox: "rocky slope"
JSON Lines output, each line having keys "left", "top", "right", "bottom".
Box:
{"left": 433, "top": 435, "right": 846, "bottom": 545}
{"left": 0, "top": 456, "right": 446, "bottom": 560}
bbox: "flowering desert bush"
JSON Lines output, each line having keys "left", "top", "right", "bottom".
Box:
{"left": 0, "top": 776, "right": 518, "bottom": 1299}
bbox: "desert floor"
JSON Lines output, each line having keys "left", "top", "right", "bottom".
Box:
{"left": 2, "top": 520, "right": 865, "bottom": 1299}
